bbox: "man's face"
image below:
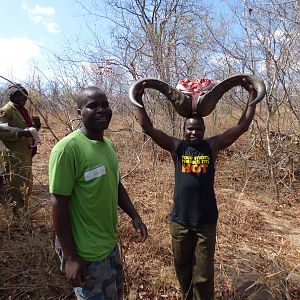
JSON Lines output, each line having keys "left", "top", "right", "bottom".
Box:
{"left": 11, "top": 93, "right": 27, "bottom": 107}
{"left": 184, "top": 117, "right": 205, "bottom": 145}
{"left": 79, "top": 90, "right": 112, "bottom": 133}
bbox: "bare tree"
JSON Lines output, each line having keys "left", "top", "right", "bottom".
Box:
{"left": 39, "top": 0, "right": 299, "bottom": 200}
{"left": 65, "top": 0, "right": 216, "bottom": 135}
{"left": 205, "top": 0, "right": 300, "bottom": 200}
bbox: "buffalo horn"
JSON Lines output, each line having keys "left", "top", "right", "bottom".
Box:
{"left": 197, "top": 74, "right": 266, "bottom": 116}
{"left": 129, "top": 74, "right": 266, "bottom": 118}
{"left": 128, "top": 77, "right": 193, "bottom": 117}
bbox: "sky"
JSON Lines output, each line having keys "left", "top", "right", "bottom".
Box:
{"left": 0, "top": 0, "right": 109, "bottom": 83}
{"left": 0, "top": 0, "right": 230, "bottom": 84}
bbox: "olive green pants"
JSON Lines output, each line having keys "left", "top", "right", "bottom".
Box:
{"left": 2, "top": 151, "right": 32, "bottom": 216}
{"left": 169, "top": 220, "right": 216, "bottom": 300}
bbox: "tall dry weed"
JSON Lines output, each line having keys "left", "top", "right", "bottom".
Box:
{"left": 0, "top": 111, "right": 299, "bottom": 299}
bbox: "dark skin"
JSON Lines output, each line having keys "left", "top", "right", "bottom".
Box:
{"left": 10, "top": 93, "right": 34, "bottom": 138}
{"left": 11, "top": 92, "right": 28, "bottom": 107}
{"left": 51, "top": 87, "right": 148, "bottom": 287}
{"left": 135, "top": 81, "right": 257, "bottom": 163}
{"left": 135, "top": 81, "right": 256, "bottom": 299}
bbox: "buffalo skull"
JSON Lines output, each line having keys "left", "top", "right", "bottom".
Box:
{"left": 129, "top": 74, "right": 266, "bottom": 117}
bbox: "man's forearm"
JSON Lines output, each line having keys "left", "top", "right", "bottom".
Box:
{"left": 135, "top": 107, "right": 153, "bottom": 133}
{"left": 238, "top": 104, "right": 256, "bottom": 132}
{"left": 238, "top": 89, "right": 257, "bottom": 131}
{"left": 118, "top": 183, "right": 141, "bottom": 221}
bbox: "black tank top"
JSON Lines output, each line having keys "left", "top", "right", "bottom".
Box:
{"left": 171, "top": 140, "right": 218, "bottom": 227}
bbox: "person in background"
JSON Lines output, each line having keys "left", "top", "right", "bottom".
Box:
{"left": 49, "top": 86, "right": 148, "bottom": 299}
{"left": 0, "top": 84, "right": 41, "bottom": 217}
{"left": 134, "top": 82, "right": 257, "bottom": 300}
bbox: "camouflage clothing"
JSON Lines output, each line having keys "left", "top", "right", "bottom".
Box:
{"left": 74, "top": 245, "right": 124, "bottom": 300}
{"left": 55, "top": 239, "right": 124, "bottom": 300}
{"left": 0, "top": 101, "right": 34, "bottom": 215}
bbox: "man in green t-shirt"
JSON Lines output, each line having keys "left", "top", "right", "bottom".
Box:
{"left": 49, "top": 87, "right": 148, "bottom": 299}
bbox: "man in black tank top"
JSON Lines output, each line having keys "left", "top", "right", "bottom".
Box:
{"left": 135, "top": 83, "right": 257, "bottom": 300}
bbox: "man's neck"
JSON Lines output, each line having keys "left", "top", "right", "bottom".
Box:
{"left": 80, "top": 127, "right": 104, "bottom": 142}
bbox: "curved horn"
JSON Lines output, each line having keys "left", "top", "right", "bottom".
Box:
{"left": 129, "top": 74, "right": 266, "bottom": 118}
{"left": 197, "top": 74, "right": 266, "bottom": 117}
{"left": 129, "top": 77, "right": 193, "bottom": 117}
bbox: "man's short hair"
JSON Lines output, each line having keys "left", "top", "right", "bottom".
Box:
{"left": 183, "top": 114, "right": 205, "bottom": 129}
{"left": 76, "top": 87, "right": 106, "bottom": 109}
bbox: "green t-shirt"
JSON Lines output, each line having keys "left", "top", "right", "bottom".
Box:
{"left": 49, "top": 129, "right": 119, "bottom": 261}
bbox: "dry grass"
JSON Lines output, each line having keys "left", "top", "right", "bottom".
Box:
{"left": 0, "top": 110, "right": 299, "bottom": 299}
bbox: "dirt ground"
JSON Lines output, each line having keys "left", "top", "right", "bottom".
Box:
{"left": 0, "top": 113, "right": 299, "bottom": 299}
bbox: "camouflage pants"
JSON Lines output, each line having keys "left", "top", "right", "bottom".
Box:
{"left": 1, "top": 150, "right": 32, "bottom": 216}
{"left": 55, "top": 238, "right": 124, "bottom": 300}
{"left": 73, "top": 245, "right": 124, "bottom": 300}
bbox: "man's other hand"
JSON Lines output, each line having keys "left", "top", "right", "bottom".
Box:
{"left": 18, "top": 129, "right": 33, "bottom": 138}
{"left": 65, "top": 256, "right": 90, "bottom": 287}
{"left": 133, "top": 217, "right": 148, "bottom": 243}
{"left": 32, "top": 116, "right": 41, "bottom": 131}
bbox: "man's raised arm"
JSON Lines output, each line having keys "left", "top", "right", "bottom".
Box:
{"left": 134, "top": 87, "right": 180, "bottom": 153}
{"left": 208, "top": 88, "right": 257, "bottom": 153}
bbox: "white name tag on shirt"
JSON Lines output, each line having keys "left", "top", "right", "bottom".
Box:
{"left": 84, "top": 165, "right": 106, "bottom": 181}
